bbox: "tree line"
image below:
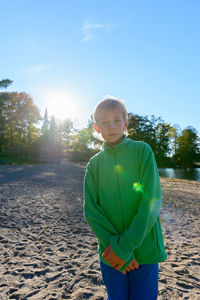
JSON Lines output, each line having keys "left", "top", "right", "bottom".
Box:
{"left": 0, "top": 79, "right": 199, "bottom": 167}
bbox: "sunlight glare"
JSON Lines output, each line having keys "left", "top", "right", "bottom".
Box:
{"left": 43, "top": 89, "right": 79, "bottom": 120}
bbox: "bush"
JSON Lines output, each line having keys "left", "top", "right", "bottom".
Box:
{"left": 66, "top": 148, "right": 99, "bottom": 162}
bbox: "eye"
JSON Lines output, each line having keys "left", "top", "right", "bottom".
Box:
{"left": 101, "top": 121, "right": 107, "bottom": 126}
{"left": 114, "top": 119, "right": 121, "bottom": 123}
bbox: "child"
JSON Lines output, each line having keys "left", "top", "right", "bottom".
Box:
{"left": 83, "top": 96, "right": 167, "bottom": 300}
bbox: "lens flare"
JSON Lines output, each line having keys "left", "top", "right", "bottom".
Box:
{"left": 149, "top": 197, "right": 161, "bottom": 215}
{"left": 114, "top": 164, "right": 124, "bottom": 175}
{"left": 133, "top": 182, "right": 144, "bottom": 194}
{"left": 163, "top": 213, "right": 174, "bottom": 222}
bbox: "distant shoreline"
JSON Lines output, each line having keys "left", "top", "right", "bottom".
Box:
{"left": 0, "top": 155, "right": 199, "bottom": 168}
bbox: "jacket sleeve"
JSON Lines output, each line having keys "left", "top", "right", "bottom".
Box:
{"left": 84, "top": 161, "right": 118, "bottom": 248}
{"left": 110, "top": 143, "right": 162, "bottom": 261}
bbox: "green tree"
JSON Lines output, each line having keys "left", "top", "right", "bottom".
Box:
{"left": 16, "top": 92, "right": 41, "bottom": 145}
{"left": 39, "top": 112, "right": 74, "bottom": 159}
{"left": 154, "top": 122, "right": 171, "bottom": 161}
{"left": 67, "top": 125, "right": 99, "bottom": 161}
{"left": 60, "top": 119, "right": 73, "bottom": 146}
{"left": 1, "top": 91, "right": 41, "bottom": 155}
{"left": 0, "top": 79, "right": 13, "bottom": 89}
{"left": 41, "top": 108, "right": 50, "bottom": 137}
{"left": 176, "top": 127, "right": 200, "bottom": 167}
{"left": 87, "top": 115, "right": 102, "bottom": 148}
{"left": 47, "top": 115, "right": 59, "bottom": 157}
{"left": 0, "top": 79, "right": 13, "bottom": 152}
{"left": 127, "top": 113, "right": 158, "bottom": 152}
{"left": 0, "top": 93, "right": 10, "bottom": 152}
{"left": 167, "top": 124, "right": 181, "bottom": 157}
{"left": 127, "top": 113, "right": 173, "bottom": 164}
{"left": 71, "top": 127, "right": 93, "bottom": 152}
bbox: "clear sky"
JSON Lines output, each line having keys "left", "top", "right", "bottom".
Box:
{"left": 0, "top": 0, "right": 200, "bottom": 133}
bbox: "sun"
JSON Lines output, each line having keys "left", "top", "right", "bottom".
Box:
{"left": 43, "top": 89, "right": 79, "bottom": 121}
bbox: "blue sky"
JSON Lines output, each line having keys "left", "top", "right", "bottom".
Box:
{"left": 0, "top": 0, "right": 200, "bottom": 133}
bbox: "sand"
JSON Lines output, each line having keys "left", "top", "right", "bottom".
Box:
{"left": 0, "top": 161, "right": 199, "bottom": 300}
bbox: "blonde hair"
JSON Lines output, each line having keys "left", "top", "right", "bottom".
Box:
{"left": 93, "top": 96, "right": 128, "bottom": 123}
{"left": 93, "top": 96, "right": 128, "bottom": 141}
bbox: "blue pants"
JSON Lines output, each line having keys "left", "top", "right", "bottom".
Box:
{"left": 100, "top": 261, "right": 158, "bottom": 300}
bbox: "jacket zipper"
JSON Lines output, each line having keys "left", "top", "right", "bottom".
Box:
{"left": 112, "top": 147, "right": 125, "bottom": 230}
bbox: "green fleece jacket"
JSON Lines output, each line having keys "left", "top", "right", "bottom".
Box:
{"left": 83, "top": 136, "right": 167, "bottom": 271}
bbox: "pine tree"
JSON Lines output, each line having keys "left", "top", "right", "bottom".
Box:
{"left": 41, "top": 108, "right": 49, "bottom": 137}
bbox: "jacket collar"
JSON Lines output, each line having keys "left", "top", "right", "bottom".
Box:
{"left": 103, "top": 135, "right": 129, "bottom": 152}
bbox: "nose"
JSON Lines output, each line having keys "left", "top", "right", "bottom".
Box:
{"left": 108, "top": 121, "right": 115, "bottom": 129}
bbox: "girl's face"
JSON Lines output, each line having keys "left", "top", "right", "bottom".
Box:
{"left": 94, "top": 108, "right": 128, "bottom": 145}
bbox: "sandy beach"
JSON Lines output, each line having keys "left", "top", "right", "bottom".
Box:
{"left": 0, "top": 162, "right": 199, "bottom": 300}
